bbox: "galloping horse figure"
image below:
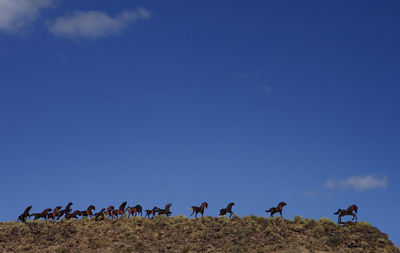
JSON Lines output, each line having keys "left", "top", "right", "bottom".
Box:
{"left": 65, "top": 210, "right": 81, "bottom": 220}
{"left": 265, "top": 202, "right": 287, "bottom": 218}
{"left": 57, "top": 202, "right": 73, "bottom": 220}
{"left": 48, "top": 206, "right": 62, "bottom": 220}
{"left": 189, "top": 202, "right": 208, "bottom": 218}
{"left": 30, "top": 208, "right": 53, "bottom": 221}
{"left": 119, "top": 202, "right": 127, "bottom": 212}
{"left": 219, "top": 202, "right": 235, "bottom": 218}
{"left": 127, "top": 205, "right": 143, "bottom": 218}
{"left": 158, "top": 203, "right": 172, "bottom": 217}
{"left": 145, "top": 207, "right": 159, "bottom": 218}
{"left": 81, "top": 205, "right": 96, "bottom": 218}
{"left": 18, "top": 206, "right": 32, "bottom": 223}
{"left": 94, "top": 208, "right": 106, "bottom": 221}
{"left": 105, "top": 206, "right": 115, "bottom": 219}
{"left": 333, "top": 204, "right": 358, "bottom": 223}
{"left": 112, "top": 201, "right": 128, "bottom": 218}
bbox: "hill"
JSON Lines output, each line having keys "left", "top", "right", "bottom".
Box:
{"left": 0, "top": 215, "right": 398, "bottom": 252}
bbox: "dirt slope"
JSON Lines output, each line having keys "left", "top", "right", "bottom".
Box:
{"left": 0, "top": 215, "right": 398, "bottom": 253}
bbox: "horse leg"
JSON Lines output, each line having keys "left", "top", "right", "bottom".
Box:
{"left": 229, "top": 211, "right": 233, "bottom": 218}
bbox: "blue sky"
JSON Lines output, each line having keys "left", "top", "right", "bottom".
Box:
{"left": 1, "top": 0, "right": 400, "bottom": 245}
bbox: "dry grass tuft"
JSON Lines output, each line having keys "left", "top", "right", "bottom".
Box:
{"left": 0, "top": 217, "right": 398, "bottom": 252}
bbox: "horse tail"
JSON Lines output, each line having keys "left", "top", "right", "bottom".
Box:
{"left": 265, "top": 208, "right": 272, "bottom": 213}
{"left": 333, "top": 209, "right": 341, "bottom": 215}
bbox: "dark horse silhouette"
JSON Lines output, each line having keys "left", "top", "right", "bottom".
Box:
{"left": 333, "top": 204, "right": 358, "bottom": 223}
{"left": 127, "top": 205, "right": 143, "bottom": 218}
{"left": 94, "top": 208, "right": 106, "bottom": 221}
{"left": 65, "top": 210, "right": 81, "bottom": 220}
{"left": 189, "top": 202, "right": 208, "bottom": 218}
{"left": 48, "top": 206, "right": 62, "bottom": 220}
{"left": 57, "top": 202, "right": 73, "bottom": 220}
{"left": 18, "top": 206, "right": 32, "bottom": 223}
{"left": 105, "top": 206, "right": 115, "bottom": 219}
{"left": 265, "top": 202, "right": 287, "bottom": 218}
{"left": 81, "top": 205, "right": 96, "bottom": 218}
{"left": 30, "top": 208, "right": 52, "bottom": 221}
{"left": 158, "top": 203, "right": 172, "bottom": 217}
{"left": 219, "top": 202, "right": 235, "bottom": 218}
{"left": 145, "top": 206, "right": 159, "bottom": 218}
{"left": 112, "top": 201, "right": 127, "bottom": 218}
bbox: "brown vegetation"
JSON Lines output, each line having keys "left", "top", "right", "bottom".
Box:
{"left": 0, "top": 216, "right": 398, "bottom": 252}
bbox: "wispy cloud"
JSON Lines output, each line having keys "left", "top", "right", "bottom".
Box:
{"left": 234, "top": 69, "right": 261, "bottom": 80}
{"left": 281, "top": 192, "right": 293, "bottom": 198}
{"left": 0, "top": 0, "right": 53, "bottom": 33}
{"left": 47, "top": 7, "right": 150, "bottom": 39}
{"left": 302, "top": 190, "right": 316, "bottom": 198}
{"left": 325, "top": 174, "right": 388, "bottom": 192}
{"left": 262, "top": 84, "right": 272, "bottom": 94}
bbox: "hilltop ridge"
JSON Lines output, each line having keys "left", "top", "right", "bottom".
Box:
{"left": 0, "top": 215, "right": 398, "bottom": 253}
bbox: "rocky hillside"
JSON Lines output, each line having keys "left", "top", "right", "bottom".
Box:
{"left": 0, "top": 215, "right": 398, "bottom": 252}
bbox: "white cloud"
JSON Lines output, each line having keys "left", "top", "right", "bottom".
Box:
{"left": 47, "top": 7, "right": 150, "bottom": 39}
{"left": 0, "top": 0, "right": 53, "bottom": 33}
{"left": 325, "top": 174, "right": 388, "bottom": 192}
